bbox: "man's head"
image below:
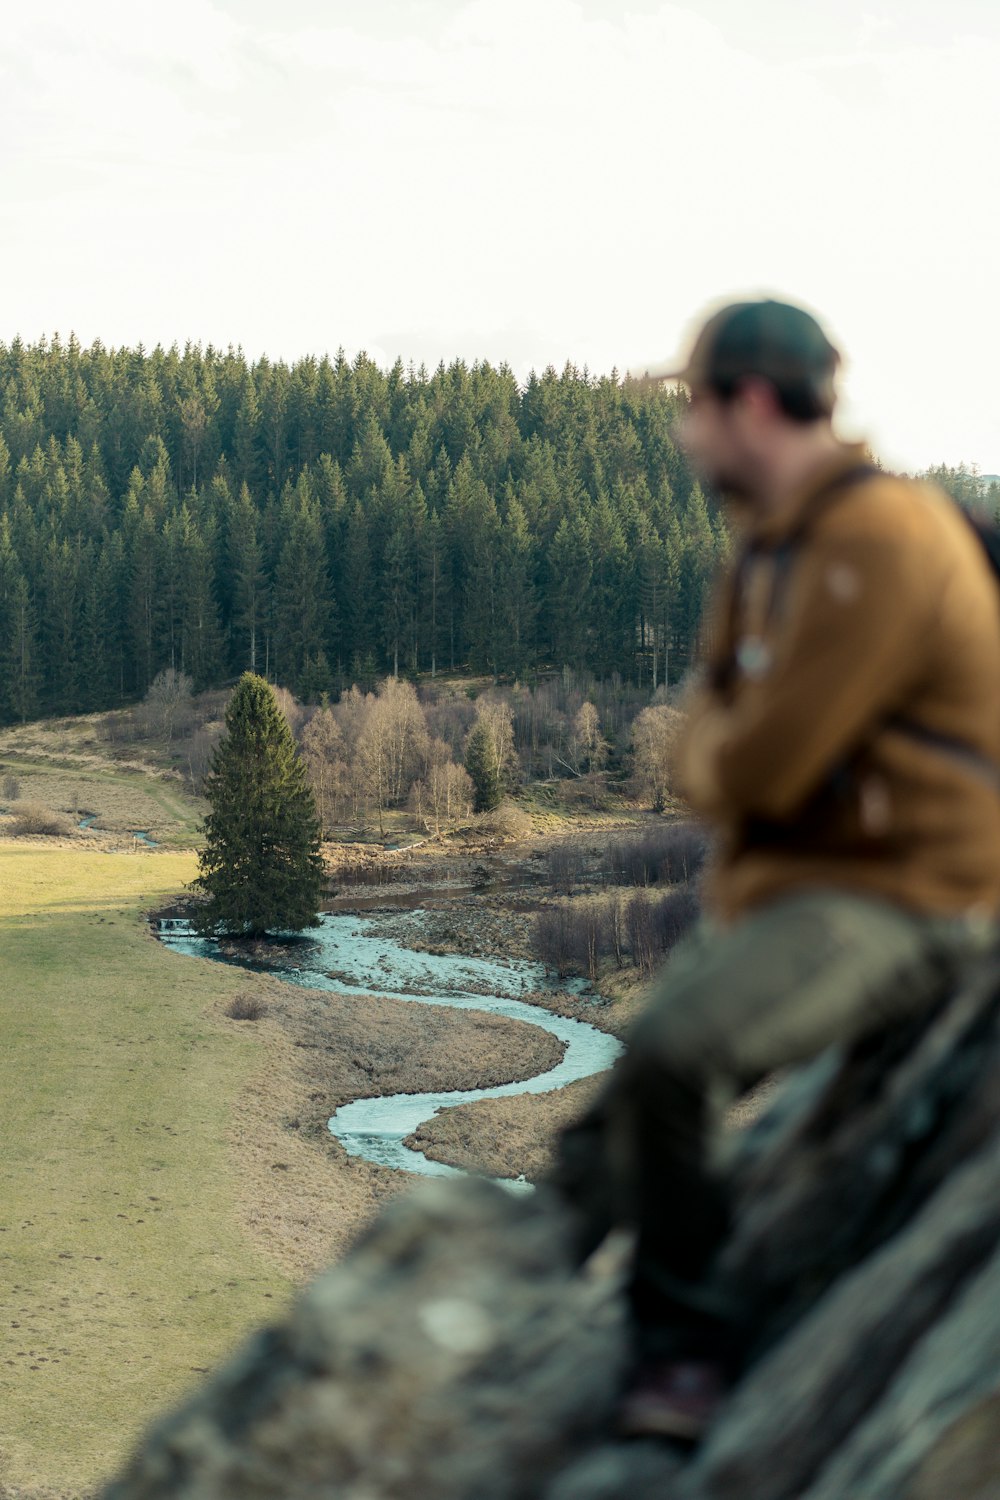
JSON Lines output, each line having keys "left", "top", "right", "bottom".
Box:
{"left": 667, "top": 299, "right": 842, "bottom": 502}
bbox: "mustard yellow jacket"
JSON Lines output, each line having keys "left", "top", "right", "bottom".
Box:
{"left": 675, "top": 446, "right": 1000, "bottom": 921}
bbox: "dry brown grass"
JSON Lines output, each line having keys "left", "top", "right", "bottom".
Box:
{"left": 216, "top": 972, "right": 567, "bottom": 1283}
{"left": 409, "top": 1071, "right": 780, "bottom": 1184}
{"left": 0, "top": 711, "right": 207, "bottom": 848}
{"left": 407, "top": 1078, "right": 602, "bottom": 1182}
{"left": 475, "top": 801, "right": 534, "bottom": 842}
{"left": 0, "top": 763, "right": 204, "bottom": 846}
{"left": 8, "top": 801, "right": 73, "bottom": 837}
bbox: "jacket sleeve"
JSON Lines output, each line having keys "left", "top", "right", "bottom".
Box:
{"left": 675, "top": 530, "right": 934, "bottom": 820}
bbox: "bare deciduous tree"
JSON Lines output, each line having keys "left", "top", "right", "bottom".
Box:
{"left": 355, "top": 679, "right": 430, "bottom": 835}
{"left": 626, "top": 890, "right": 656, "bottom": 974}
{"left": 302, "top": 707, "right": 349, "bottom": 834}
{"left": 272, "top": 685, "right": 307, "bottom": 740}
{"left": 631, "top": 703, "right": 685, "bottom": 812}
{"left": 566, "top": 701, "right": 609, "bottom": 775}
{"left": 465, "top": 698, "right": 518, "bottom": 809}
{"left": 411, "top": 756, "right": 474, "bottom": 834}
{"left": 183, "top": 725, "right": 222, "bottom": 790}
{"left": 145, "top": 667, "right": 194, "bottom": 742}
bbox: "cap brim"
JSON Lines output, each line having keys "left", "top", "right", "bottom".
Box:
{"left": 625, "top": 357, "right": 691, "bottom": 383}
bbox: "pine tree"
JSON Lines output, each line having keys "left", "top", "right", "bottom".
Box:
{"left": 381, "top": 513, "right": 413, "bottom": 678}
{"left": 547, "top": 511, "right": 592, "bottom": 668}
{"left": 193, "top": 673, "right": 324, "bottom": 937}
{"left": 341, "top": 499, "right": 372, "bottom": 668}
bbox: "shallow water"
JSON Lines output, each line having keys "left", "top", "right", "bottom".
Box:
{"left": 158, "top": 912, "right": 621, "bottom": 1186}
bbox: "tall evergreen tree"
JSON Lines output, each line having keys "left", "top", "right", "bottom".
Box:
{"left": 464, "top": 715, "right": 503, "bottom": 812}
{"left": 272, "top": 476, "right": 332, "bottom": 695}
{"left": 496, "top": 495, "right": 536, "bottom": 677}
{"left": 193, "top": 673, "right": 324, "bottom": 937}
{"left": 5, "top": 571, "right": 38, "bottom": 722}
{"left": 228, "top": 482, "right": 266, "bottom": 674}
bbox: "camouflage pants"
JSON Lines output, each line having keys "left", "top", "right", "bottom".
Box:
{"left": 552, "top": 889, "right": 995, "bottom": 1365}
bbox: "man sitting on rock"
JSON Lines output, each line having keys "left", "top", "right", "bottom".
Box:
{"left": 552, "top": 298, "right": 1000, "bottom": 1442}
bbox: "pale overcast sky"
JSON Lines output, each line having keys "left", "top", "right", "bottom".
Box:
{"left": 2, "top": 0, "right": 998, "bottom": 472}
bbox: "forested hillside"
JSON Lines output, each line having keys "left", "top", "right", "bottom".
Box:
{"left": 0, "top": 339, "right": 731, "bottom": 723}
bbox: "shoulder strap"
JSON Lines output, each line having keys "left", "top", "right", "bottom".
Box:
{"left": 886, "top": 714, "right": 1000, "bottom": 792}
{"left": 733, "top": 461, "right": 883, "bottom": 637}
{"left": 738, "top": 467, "right": 1000, "bottom": 792}
{"left": 714, "top": 463, "right": 882, "bottom": 693}
{"left": 780, "top": 462, "right": 883, "bottom": 551}
{"left": 962, "top": 510, "right": 1000, "bottom": 583}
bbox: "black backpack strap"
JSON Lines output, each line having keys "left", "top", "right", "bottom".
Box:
{"left": 886, "top": 718, "right": 1000, "bottom": 791}
{"left": 963, "top": 511, "right": 1000, "bottom": 581}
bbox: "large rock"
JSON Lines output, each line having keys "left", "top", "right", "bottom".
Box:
{"left": 102, "top": 967, "right": 1000, "bottom": 1500}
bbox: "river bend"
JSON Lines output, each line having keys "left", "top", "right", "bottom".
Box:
{"left": 158, "top": 912, "right": 622, "bottom": 1185}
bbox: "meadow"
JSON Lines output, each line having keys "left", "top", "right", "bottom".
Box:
{"left": 0, "top": 704, "right": 672, "bottom": 1494}
{"left": 0, "top": 711, "right": 207, "bottom": 848}
{"left": 0, "top": 846, "right": 291, "bottom": 1494}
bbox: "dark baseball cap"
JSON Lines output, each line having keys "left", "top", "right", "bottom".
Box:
{"left": 644, "top": 299, "right": 841, "bottom": 416}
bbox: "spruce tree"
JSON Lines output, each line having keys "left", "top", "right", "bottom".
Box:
{"left": 193, "top": 672, "right": 324, "bottom": 937}
{"left": 464, "top": 706, "right": 514, "bottom": 813}
{"left": 465, "top": 717, "right": 502, "bottom": 812}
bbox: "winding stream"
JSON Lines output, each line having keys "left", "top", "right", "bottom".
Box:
{"left": 158, "top": 913, "right": 622, "bottom": 1185}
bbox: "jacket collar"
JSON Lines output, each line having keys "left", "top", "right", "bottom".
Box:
{"left": 742, "top": 442, "right": 874, "bottom": 547}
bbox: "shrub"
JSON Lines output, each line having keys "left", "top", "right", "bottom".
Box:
{"left": 546, "top": 843, "right": 584, "bottom": 893}
{"left": 1, "top": 773, "right": 20, "bottom": 801}
{"left": 225, "top": 994, "right": 268, "bottom": 1021}
{"left": 605, "top": 822, "right": 707, "bottom": 887}
{"left": 329, "top": 854, "right": 401, "bottom": 887}
{"left": 10, "top": 802, "right": 72, "bottom": 837}
{"left": 477, "top": 802, "right": 532, "bottom": 842}
{"left": 534, "top": 884, "right": 700, "bottom": 978}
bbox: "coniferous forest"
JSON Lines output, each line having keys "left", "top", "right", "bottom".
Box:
{"left": 0, "top": 337, "right": 734, "bottom": 724}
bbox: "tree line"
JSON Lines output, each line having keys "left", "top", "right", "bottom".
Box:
{"left": 0, "top": 337, "right": 730, "bottom": 723}
{"left": 1, "top": 335, "right": 992, "bottom": 729}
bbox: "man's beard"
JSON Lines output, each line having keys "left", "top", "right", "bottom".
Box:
{"left": 701, "top": 460, "right": 756, "bottom": 504}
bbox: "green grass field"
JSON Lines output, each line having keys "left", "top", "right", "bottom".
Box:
{"left": 0, "top": 845, "right": 291, "bottom": 1495}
